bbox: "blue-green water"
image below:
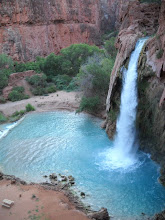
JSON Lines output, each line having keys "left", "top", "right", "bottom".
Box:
{"left": 0, "top": 112, "right": 165, "bottom": 219}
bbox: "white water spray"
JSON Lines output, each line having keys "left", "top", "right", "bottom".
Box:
{"left": 102, "top": 38, "right": 148, "bottom": 170}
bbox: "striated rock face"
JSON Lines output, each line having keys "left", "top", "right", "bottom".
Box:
{"left": 137, "top": 0, "right": 165, "bottom": 179}
{"left": 0, "top": 0, "right": 101, "bottom": 61}
{"left": 105, "top": 1, "right": 160, "bottom": 138}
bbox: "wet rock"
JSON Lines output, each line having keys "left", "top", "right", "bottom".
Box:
{"left": 11, "top": 179, "right": 16, "bottom": 184}
{"left": 153, "top": 210, "right": 165, "bottom": 220}
{"left": 61, "top": 176, "right": 67, "bottom": 182}
{"left": 70, "top": 181, "right": 75, "bottom": 186}
{"left": 87, "top": 208, "right": 110, "bottom": 220}
{"left": 101, "top": 120, "right": 107, "bottom": 129}
{"left": 0, "top": 172, "right": 3, "bottom": 180}
{"left": 68, "top": 175, "right": 75, "bottom": 182}
{"left": 49, "top": 173, "right": 57, "bottom": 180}
{"left": 80, "top": 192, "right": 85, "bottom": 198}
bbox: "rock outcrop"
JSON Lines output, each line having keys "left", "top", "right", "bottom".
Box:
{"left": 3, "top": 70, "right": 36, "bottom": 98}
{"left": 106, "top": 0, "right": 160, "bottom": 138}
{"left": 0, "top": 0, "right": 101, "bottom": 61}
{"left": 137, "top": 0, "right": 165, "bottom": 181}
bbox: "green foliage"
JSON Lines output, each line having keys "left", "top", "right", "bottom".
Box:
{"left": 140, "top": 0, "right": 161, "bottom": 3}
{"left": 156, "top": 49, "right": 164, "bottom": 59}
{"left": 0, "top": 54, "right": 13, "bottom": 70}
{"left": 41, "top": 44, "right": 103, "bottom": 80}
{"left": 53, "top": 75, "right": 72, "bottom": 90}
{"left": 12, "top": 86, "right": 24, "bottom": 93}
{"left": 26, "top": 74, "right": 53, "bottom": 95}
{"left": 40, "top": 53, "right": 64, "bottom": 79}
{"left": 78, "top": 54, "right": 112, "bottom": 96}
{"left": 46, "top": 85, "right": 56, "bottom": 93}
{"left": 0, "top": 71, "right": 8, "bottom": 91}
{"left": 8, "top": 87, "right": 29, "bottom": 102}
{"left": 0, "top": 96, "right": 6, "bottom": 103}
{"left": 0, "top": 112, "right": 7, "bottom": 123}
{"left": 108, "top": 107, "right": 118, "bottom": 122}
{"left": 60, "top": 44, "right": 102, "bottom": 76}
{"left": 26, "top": 104, "right": 35, "bottom": 112}
{"left": 104, "top": 37, "right": 117, "bottom": 59}
{"left": 77, "top": 96, "right": 100, "bottom": 113}
{"left": 14, "top": 56, "right": 45, "bottom": 73}
{"left": 26, "top": 74, "right": 47, "bottom": 87}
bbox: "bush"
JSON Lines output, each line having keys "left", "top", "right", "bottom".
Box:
{"left": 104, "top": 37, "right": 117, "bottom": 59}
{"left": 26, "top": 104, "right": 35, "bottom": 112}
{"left": 14, "top": 56, "right": 45, "bottom": 73}
{"left": 31, "top": 87, "right": 47, "bottom": 96}
{"left": 53, "top": 75, "right": 72, "bottom": 90}
{"left": 78, "top": 54, "right": 112, "bottom": 97}
{"left": 156, "top": 49, "right": 164, "bottom": 59}
{"left": 40, "top": 54, "right": 64, "bottom": 79}
{"left": 12, "top": 86, "right": 25, "bottom": 93}
{"left": 0, "top": 71, "right": 8, "bottom": 91}
{"left": 0, "top": 54, "right": 13, "bottom": 70}
{"left": 26, "top": 74, "right": 47, "bottom": 87}
{"left": 60, "top": 44, "right": 103, "bottom": 76}
{"left": 77, "top": 96, "right": 100, "bottom": 113}
{"left": 8, "top": 87, "right": 29, "bottom": 102}
{"left": 0, "top": 112, "right": 7, "bottom": 123}
{"left": 140, "top": 0, "right": 161, "bottom": 3}
{"left": 0, "top": 96, "right": 6, "bottom": 104}
{"left": 46, "top": 85, "right": 56, "bottom": 93}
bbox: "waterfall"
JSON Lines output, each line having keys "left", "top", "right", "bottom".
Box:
{"left": 103, "top": 38, "right": 148, "bottom": 170}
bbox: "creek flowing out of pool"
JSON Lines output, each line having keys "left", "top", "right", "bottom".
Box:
{"left": 0, "top": 39, "right": 165, "bottom": 219}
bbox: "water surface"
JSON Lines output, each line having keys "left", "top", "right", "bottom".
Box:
{"left": 0, "top": 112, "right": 165, "bottom": 219}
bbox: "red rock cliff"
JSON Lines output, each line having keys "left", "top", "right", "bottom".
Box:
{"left": 0, "top": 0, "right": 101, "bottom": 61}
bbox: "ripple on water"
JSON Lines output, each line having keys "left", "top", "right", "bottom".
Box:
{"left": 0, "top": 112, "right": 165, "bottom": 220}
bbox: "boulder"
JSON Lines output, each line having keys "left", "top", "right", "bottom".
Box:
{"left": 87, "top": 208, "right": 110, "bottom": 220}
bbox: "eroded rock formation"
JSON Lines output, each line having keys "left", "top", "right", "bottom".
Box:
{"left": 0, "top": 0, "right": 101, "bottom": 61}
{"left": 106, "top": 0, "right": 165, "bottom": 182}
{"left": 106, "top": 0, "right": 160, "bottom": 138}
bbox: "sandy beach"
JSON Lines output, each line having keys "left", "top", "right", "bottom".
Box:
{"left": 0, "top": 91, "right": 82, "bottom": 117}
{"left": 0, "top": 179, "right": 89, "bottom": 220}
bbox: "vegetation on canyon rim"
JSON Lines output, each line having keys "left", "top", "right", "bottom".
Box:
{"left": 0, "top": 36, "right": 117, "bottom": 115}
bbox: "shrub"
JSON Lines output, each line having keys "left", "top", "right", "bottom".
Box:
{"left": 19, "top": 110, "right": 26, "bottom": 115}
{"left": 40, "top": 54, "right": 64, "bottom": 79}
{"left": 12, "top": 86, "right": 24, "bottom": 93}
{"left": 140, "top": 0, "right": 161, "bottom": 3}
{"left": 8, "top": 87, "right": 29, "bottom": 102}
{"left": 77, "top": 96, "right": 100, "bottom": 113}
{"left": 26, "top": 74, "right": 47, "bottom": 87}
{"left": 0, "top": 112, "right": 7, "bottom": 123}
{"left": 46, "top": 85, "right": 56, "bottom": 93}
{"left": 0, "top": 54, "right": 13, "bottom": 70}
{"left": 104, "top": 37, "right": 117, "bottom": 59}
{"left": 78, "top": 54, "right": 112, "bottom": 97}
{"left": 156, "top": 49, "right": 164, "bottom": 59}
{"left": 14, "top": 57, "right": 45, "bottom": 73}
{"left": 26, "top": 104, "right": 35, "bottom": 112}
{"left": 0, "top": 96, "right": 6, "bottom": 104}
{"left": 31, "top": 87, "right": 47, "bottom": 96}
{"left": 60, "top": 44, "right": 103, "bottom": 76}
{"left": 0, "top": 71, "right": 8, "bottom": 91}
{"left": 53, "top": 75, "right": 72, "bottom": 90}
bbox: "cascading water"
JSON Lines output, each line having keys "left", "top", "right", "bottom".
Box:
{"left": 102, "top": 38, "right": 148, "bottom": 170}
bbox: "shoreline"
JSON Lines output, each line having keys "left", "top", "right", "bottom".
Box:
{"left": 0, "top": 172, "right": 109, "bottom": 220}
{"left": 0, "top": 91, "right": 82, "bottom": 117}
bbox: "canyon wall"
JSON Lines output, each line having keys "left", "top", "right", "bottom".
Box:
{"left": 137, "top": 0, "right": 165, "bottom": 184}
{"left": 0, "top": 0, "right": 101, "bottom": 61}
{"left": 106, "top": 0, "right": 165, "bottom": 182}
{"left": 106, "top": 0, "right": 160, "bottom": 137}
